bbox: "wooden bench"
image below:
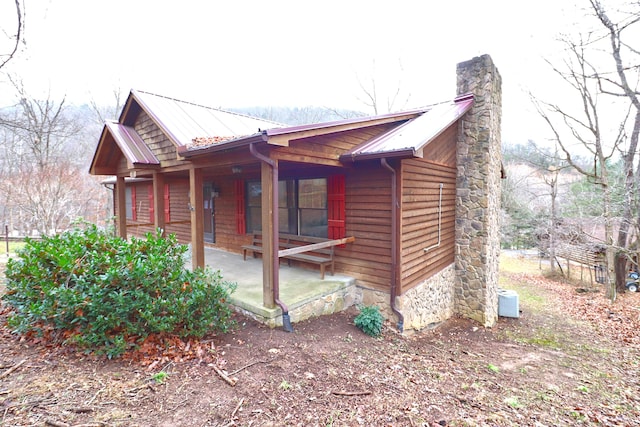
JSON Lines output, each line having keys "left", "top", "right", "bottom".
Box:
{"left": 555, "top": 243, "right": 607, "bottom": 284}
{"left": 241, "top": 232, "right": 335, "bottom": 279}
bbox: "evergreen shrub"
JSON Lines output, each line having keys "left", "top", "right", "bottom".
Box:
{"left": 1, "top": 224, "right": 236, "bottom": 358}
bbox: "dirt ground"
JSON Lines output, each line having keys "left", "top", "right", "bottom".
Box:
{"left": 1, "top": 253, "right": 639, "bottom": 427}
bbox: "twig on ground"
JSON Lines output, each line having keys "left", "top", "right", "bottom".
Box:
{"left": 231, "top": 397, "right": 244, "bottom": 418}
{"left": 331, "top": 390, "right": 372, "bottom": 396}
{"left": 85, "top": 387, "right": 106, "bottom": 405}
{"left": 212, "top": 365, "right": 237, "bottom": 386}
{"left": 45, "top": 420, "right": 69, "bottom": 427}
{"left": 229, "top": 359, "right": 271, "bottom": 376}
{"left": 0, "top": 359, "right": 26, "bottom": 379}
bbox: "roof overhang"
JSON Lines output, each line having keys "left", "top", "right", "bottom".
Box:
{"left": 177, "top": 109, "right": 427, "bottom": 159}
{"left": 340, "top": 93, "right": 474, "bottom": 163}
{"left": 89, "top": 121, "right": 160, "bottom": 175}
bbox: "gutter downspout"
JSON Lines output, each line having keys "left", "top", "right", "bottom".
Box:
{"left": 381, "top": 158, "right": 404, "bottom": 332}
{"left": 249, "top": 143, "right": 293, "bottom": 332}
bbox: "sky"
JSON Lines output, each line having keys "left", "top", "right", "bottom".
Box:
{"left": 0, "top": 0, "right": 605, "bottom": 145}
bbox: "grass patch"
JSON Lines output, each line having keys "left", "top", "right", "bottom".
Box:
{"left": 511, "top": 329, "right": 562, "bottom": 349}
{"left": 0, "top": 241, "right": 26, "bottom": 254}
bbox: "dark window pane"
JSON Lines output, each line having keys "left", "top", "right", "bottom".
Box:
{"left": 278, "top": 207, "right": 297, "bottom": 234}
{"left": 300, "top": 209, "right": 327, "bottom": 238}
{"left": 299, "top": 178, "right": 326, "bottom": 209}
{"left": 247, "top": 207, "right": 261, "bottom": 232}
{"left": 125, "top": 187, "right": 133, "bottom": 220}
{"left": 247, "top": 182, "right": 262, "bottom": 206}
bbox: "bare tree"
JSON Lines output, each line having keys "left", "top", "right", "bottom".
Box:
{"left": 354, "top": 58, "right": 411, "bottom": 115}
{"left": 0, "top": 0, "right": 23, "bottom": 70}
{"left": 532, "top": 1, "right": 640, "bottom": 300}
{"left": 589, "top": 0, "right": 640, "bottom": 293}
{"left": 90, "top": 87, "right": 125, "bottom": 124}
{"left": 0, "top": 80, "right": 102, "bottom": 236}
{"left": 533, "top": 35, "right": 622, "bottom": 300}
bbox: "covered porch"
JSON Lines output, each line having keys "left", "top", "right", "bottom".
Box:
{"left": 203, "top": 247, "right": 359, "bottom": 327}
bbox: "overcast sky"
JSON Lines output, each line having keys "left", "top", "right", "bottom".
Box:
{"left": 0, "top": 0, "right": 603, "bottom": 145}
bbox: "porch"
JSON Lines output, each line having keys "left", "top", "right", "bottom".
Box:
{"left": 203, "top": 247, "right": 359, "bottom": 328}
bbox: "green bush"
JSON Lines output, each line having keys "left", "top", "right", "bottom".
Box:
{"left": 354, "top": 305, "right": 384, "bottom": 337}
{"left": 1, "top": 224, "right": 236, "bottom": 358}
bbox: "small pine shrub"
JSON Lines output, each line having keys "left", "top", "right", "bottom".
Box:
{"left": 354, "top": 305, "right": 384, "bottom": 337}
{"left": 1, "top": 224, "right": 236, "bottom": 358}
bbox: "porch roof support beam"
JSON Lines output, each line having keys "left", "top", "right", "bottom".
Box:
{"left": 189, "top": 167, "right": 205, "bottom": 269}
{"left": 152, "top": 172, "right": 166, "bottom": 234}
{"left": 116, "top": 175, "right": 127, "bottom": 238}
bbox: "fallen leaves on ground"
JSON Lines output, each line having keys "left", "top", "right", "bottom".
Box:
{"left": 1, "top": 258, "right": 639, "bottom": 426}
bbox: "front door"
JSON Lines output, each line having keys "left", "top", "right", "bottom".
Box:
{"left": 203, "top": 182, "right": 216, "bottom": 243}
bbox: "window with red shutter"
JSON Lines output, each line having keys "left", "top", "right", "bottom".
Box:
{"left": 131, "top": 185, "right": 137, "bottom": 221}
{"left": 327, "top": 175, "right": 346, "bottom": 241}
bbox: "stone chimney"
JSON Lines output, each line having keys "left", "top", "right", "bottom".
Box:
{"left": 454, "top": 54, "right": 503, "bottom": 327}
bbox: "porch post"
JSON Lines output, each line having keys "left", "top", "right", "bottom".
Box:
{"left": 261, "top": 161, "right": 276, "bottom": 308}
{"left": 189, "top": 167, "right": 205, "bottom": 269}
{"left": 152, "top": 172, "right": 166, "bottom": 234}
{"left": 116, "top": 175, "right": 127, "bottom": 238}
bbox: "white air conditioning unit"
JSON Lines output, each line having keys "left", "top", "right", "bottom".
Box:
{"left": 498, "top": 289, "right": 519, "bottom": 318}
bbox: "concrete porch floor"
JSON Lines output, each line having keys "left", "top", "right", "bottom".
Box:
{"left": 203, "top": 247, "right": 359, "bottom": 327}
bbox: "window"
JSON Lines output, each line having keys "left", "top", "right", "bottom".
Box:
{"left": 125, "top": 186, "right": 136, "bottom": 220}
{"left": 298, "top": 178, "right": 327, "bottom": 237}
{"left": 246, "top": 178, "right": 328, "bottom": 238}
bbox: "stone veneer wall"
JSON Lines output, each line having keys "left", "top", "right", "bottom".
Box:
{"left": 397, "top": 264, "right": 456, "bottom": 331}
{"left": 454, "top": 54, "right": 503, "bottom": 327}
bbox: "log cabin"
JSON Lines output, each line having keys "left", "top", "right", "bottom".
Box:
{"left": 89, "top": 54, "right": 503, "bottom": 332}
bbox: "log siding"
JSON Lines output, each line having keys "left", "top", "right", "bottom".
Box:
{"left": 399, "top": 158, "right": 456, "bottom": 294}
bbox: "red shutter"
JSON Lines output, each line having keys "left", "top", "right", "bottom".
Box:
{"left": 327, "top": 175, "right": 346, "bottom": 243}
{"left": 164, "top": 183, "right": 170, "bottom": 222}
{"left": 131, "top": 185, "right": 137, "bottom": 221}
{"left": 148, "top": 185, "right": 154, "bottom": 223}
{"left": 235, "top": 180, "right": 246, "bottom": 235}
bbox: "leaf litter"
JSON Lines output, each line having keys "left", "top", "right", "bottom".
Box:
{"left": 1, "top": 256, "right": 639, "bottom": 426}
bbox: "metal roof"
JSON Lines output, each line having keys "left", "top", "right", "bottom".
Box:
{"left": 178, "top": 109, "right": 428, "bottom": 158}
{"left": 105, "top": 121, "right": 159, "bottom": 166}
{"left": 340, "top": 94, "right": 474, "bottom": 162}
{"left": 131, "top": 90, "right": 282, "bottom": 148}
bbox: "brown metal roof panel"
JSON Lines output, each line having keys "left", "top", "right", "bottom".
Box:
{"left": 132, "top": 90, "right": 281, "bottom": 147}
{"left": 340, "top": 94, "right": 474, "bottom": 162}
{"left": 105, "top": 121, "right": 159, "bottom": 166}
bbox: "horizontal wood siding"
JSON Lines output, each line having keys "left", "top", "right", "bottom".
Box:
{"left": 272, "top": 124, "right": 399, "bottom": 165}
{"left": 164, "top": 179, "right": 191, "bottom": 243}
{"left": 335, "top": 165, "right": 392, "bottom": 292}
{"left": 115, "top": 180, "right": 192, "bottom": 243}
{"left": 421, "top": 123, "right": 458, "bottom": 167}
{"left": 122, "top": 181, "right": 155, "bottom": 238}
{"left": 206, "top": 176, "right": 252, "bottom": 253}
{"left": 400, "top": 159, "right": 456, "bottom": 294}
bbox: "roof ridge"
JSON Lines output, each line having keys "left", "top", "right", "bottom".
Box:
{"left": 133, "top": 89, "right": 283, "bottom": 126}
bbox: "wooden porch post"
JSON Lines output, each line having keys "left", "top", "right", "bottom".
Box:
{"left": 152, "top": 172, "right": 166, "bottom": 233}
{"left": 189, "top": 167, "right": 205, "bottom": 269}
{"left": 116, "top": 175, "right": 127, "bottom": 238}
{"left": 261, "top": 161, "right": 275, "bottom": 308}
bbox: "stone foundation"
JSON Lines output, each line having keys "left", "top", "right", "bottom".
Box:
{"left": 397, "top": 264, "right": 456, "bottom": 331}
{"left": 234, "top": 280, "right": 360, "bottom": 328}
